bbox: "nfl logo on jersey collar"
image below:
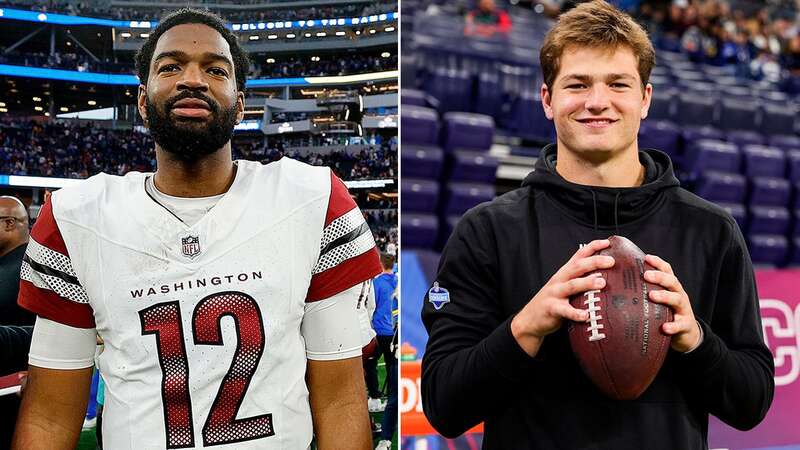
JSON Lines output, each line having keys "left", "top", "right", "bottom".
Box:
{"left": 428, "top": 282, "right": 450, "bottom": 310}
{"left": 181, "top": 235, "right": 201, "bottom": 259}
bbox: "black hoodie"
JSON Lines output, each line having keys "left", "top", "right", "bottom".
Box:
{"left": 421, "top": 144, "right": 774, "bottom": 450}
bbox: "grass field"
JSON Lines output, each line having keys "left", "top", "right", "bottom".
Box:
{"left": 77, "top": 359, "right": 397, "bottom": 450}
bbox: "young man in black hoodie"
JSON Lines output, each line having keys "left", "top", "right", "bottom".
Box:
{"left": 420, "top": 1, "right": 775, "bottom": 449}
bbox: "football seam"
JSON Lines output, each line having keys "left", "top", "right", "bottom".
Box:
{"left": 596, "top": 339, "right": 621, "bottom": 399}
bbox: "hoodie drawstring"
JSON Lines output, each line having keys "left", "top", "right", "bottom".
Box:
{"left": 590, "top": 190, "right": 598, "bottom": 234}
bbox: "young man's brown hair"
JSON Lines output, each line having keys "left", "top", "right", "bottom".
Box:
{"left": 539, "top": 0, "right": 655, "bottom": 93}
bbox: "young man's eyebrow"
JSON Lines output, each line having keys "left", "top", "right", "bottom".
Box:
{"left": 559, "top": 73, "right": 637, "bottom": 83}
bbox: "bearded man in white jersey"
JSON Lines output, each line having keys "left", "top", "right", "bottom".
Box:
{"left": 12, "top": 8, "right": 380, "bottom": 450}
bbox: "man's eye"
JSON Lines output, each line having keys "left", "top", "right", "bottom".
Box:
{"left": 158, "top": 64, "right": 179, "bottom": 73}
{"left": 209, "top": 67, "right": 228, "bottom": 76}
{"left": 611, "top": 83, "right": 630, "bottom": 88}
{"left": 566, "top": 84, "right": 586, "bottom": 89}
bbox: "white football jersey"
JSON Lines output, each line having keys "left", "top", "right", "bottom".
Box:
{"left": 19, "top": 158, "right": 382, "bottom": 450}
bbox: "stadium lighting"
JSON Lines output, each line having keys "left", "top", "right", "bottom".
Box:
{"left": 88, "top": 100, "right": 96, "bottom": 106}
{"left": 379, "top": 14, "right": 387, "bottom": 20}
{"left": 286, "top": 33, "right": 296, "bottom": 39}
{"left": 335, "top": 31, "right": 346, "bottom": 36}
{"left": 353, "top": 18, "right": 360, "bottom": 25}
{"left": 356, "top": 30, "right": 361, "bottom": 35}
{"left": 0, "top": 102, "right": 5, "bottom": 107}
{"left": 140, "top": 33, "right": 149, "bottom": 38}
{"left": 232, "top": 24, "right": 241, "bottom": 31}
{"left": 32, "top": 97, "right": 41, "bottom": 102}
{"left": 0, "top": 108, "right": 6, "bottom": 113}
{"left": 257, "top": 23, "right": 265, "bottom": 30}
{"left": 304, "top": 32, "right": 312, "bottom": 37}
{"left": 316, "top": 32, "right": 326, "bottom": 37}
{"left": 307, "top": 20, "right": 315, "bottom": 27}
{"left": 249, "top": 35, "right": 259, "bottom": 40}
{"left": 44, "top": 112, "right": 49, "bottom": 116}
{"left": 369, "top": 29, "right": 376, "bottom": 34}
{"left": 120, "top": 32, "right": 131, "bottom": 38}
{"left": 337, "top": 19, "right": 346, "bottom": 25}
{"left": 381, "top": 52, "right": 390, "bottom": 58}
{"left": 266, "top": 58, "right": 275, "bottom": 63}
{"left": 267, "top": 23, "right": 274, "bottom": 29}
{"left": 267, "top": 35, "right": 278, "bottom": 40}
{"left": 37, "top": 13, "right": 47, "bottom": 21}
{"left": 311, "top": 56, "right": 320, "bottom": 62}
{"left": 385, "top": 26, "right": 395, "bottom": 32}
{"left": 34, "top": 106, "right": 43, "bottom": 111}
{"left": 60, "top": 107, "right": 68, "bottom": 112}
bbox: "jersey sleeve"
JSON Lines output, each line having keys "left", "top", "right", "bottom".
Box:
{"left": 303, "top": 282, "right": 375, "bottom": 360}
{"left": 18, "top": 200, "right": 95, "bottom": 329}
{"left": 305, "top": 171, "right": 382, "bottom": 302}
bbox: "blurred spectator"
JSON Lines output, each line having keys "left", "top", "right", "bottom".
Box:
{"left": 0, "top": 196, "right": 33, "bottom": 327}
{"left": 464, "top": 0, "right": 512, "bottom": 36}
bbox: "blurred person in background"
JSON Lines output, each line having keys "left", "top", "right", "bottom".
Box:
{"left": 464, "top": 0, "right": 512, "bottom": 37}
{"left": 0, "top": 196, "right": 32, "bottom": 327}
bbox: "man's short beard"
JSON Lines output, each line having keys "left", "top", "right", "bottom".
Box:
{"left": 145, "top": 92, "right": 239, "bottom": 162}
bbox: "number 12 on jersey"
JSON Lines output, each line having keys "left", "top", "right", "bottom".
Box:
{"left": 139, "top": 291, "right": 275, "bottom": 448}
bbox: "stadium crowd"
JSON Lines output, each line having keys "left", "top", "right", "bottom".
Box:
{"left": 0, "top": 0, "right": 396, "bottom": 22}
{"left": 634, "top": 0, "right": 800, "bottom": 84}
{"left": 0, "top": 49, "right": 396, "bottom": 78}
{"left": 0, "top": 119, "right": 397, "bottom": 181}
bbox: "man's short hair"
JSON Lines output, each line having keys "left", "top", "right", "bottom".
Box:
{"left": 380, "top": 252, "right": 395, "bottom": 270}
{"left": 135, "top": 8, "right": 250, "bottom": 93}
{"left": 539, "top": 0, "right": 655, "bottom": 93}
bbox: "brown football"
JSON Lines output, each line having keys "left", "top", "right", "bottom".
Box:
{"left": 567, "top": 235, "right": 673, "bottom": 400}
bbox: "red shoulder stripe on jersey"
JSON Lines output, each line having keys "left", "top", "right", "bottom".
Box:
{"left": 306, "top": 247, "right": 382, "bottom": 302}
{"left": 325, "top": 171, "right": 358, "bottom": 227}
{"left": 32, "top": 200, "right": 69, "bottom": 256}
{"left": 18, "top": 280, "right": 95, "bottom": 328}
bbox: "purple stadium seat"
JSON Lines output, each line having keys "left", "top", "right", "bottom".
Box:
{"left": 639, "top": 120, "right": 681, "bottom": 158}
{"left": 761, "top": 103, "right": 796, "bottom": 136}
{"left": 726, "top": 130, "right": 765, "bottom": 148}
{"left": 506, "top": 91, "right": 556, "bottom": 142}
{"left": 789, "top": 150, "right": 800, "bottom": 181}
{"left": 442, "top": 112, "right": 495, "bottom": 153}
{"left": 427, "top": 67, "right": 472, "bottom": 114}
{"left": 741, "top": 145, "right": 786, "bottom": 178}
{"left": 796, "top": 181, "right": 800, "bottom": 209}
{"left": 448, "top": 150, "right": 499, "bottom": 183}
{"left": 401, "top": 213, "right": 438, "bottom": 249}
{"left": 647, "top": 89, "right": 675, "bottom": 121}
{"left": 748, "top": 234, "right": 789, "bottom": 267}
{"left": 402, "top": 178, "right": 439, "bottom": 213}
{"left": 402, "top": 89, "right": 427, "bottom": 107}
{"left": 718, "top": 98, "right": 759, "bottom": 132}
{"left": 749, "top": 177, "right": 791, "bottom": 206}
{"left": 676, "top": 93, "right": 717, "bottom": 127}
{"left": 769, "top": 134, "right": 800, "bottom": 152}
{"left": 694, "top": 171, "right": 747, "bottom": 203}
{"left": 790, "top": 236, "right": 800, "bottom": 266}
{"left": 443, "top": 182, "right": 495, "bottom": 215}
{"left": 401, "top": 145, "right": 444, "bottom": 179}
{"left": 402, "top": 105, "right": 439, "bottom": 146}
{"left": 748, "top": 206, "right": 790, "bottom": 234}
{"left": 794, "top": 209, "right": 800, "bottom": 236}
{"left": 717, "top": 202, "right": 746, "bottom": 232}
{"left": 685, "top": 140, "right": 740, "bottom": 175}
{"left": 475, "top": 71, "right": 502, "bottom": 119}
{"left": 682, "top": 126, "right": 725, "bottom": 155}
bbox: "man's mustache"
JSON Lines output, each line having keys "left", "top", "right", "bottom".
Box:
{"left": 164, "top": 91, "right": 219, "bottom": 113}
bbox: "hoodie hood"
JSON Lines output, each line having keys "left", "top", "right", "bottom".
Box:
{"left": 522, "top": 144, "right": 680, "bottom": 233}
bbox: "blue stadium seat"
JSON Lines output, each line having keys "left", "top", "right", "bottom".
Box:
{"left": 475, "top": 71, "right": 502, "bottom": 119}
{"left": 684, "top": 140, "right": 740, "bottom": 175}
{"left": 647, "top": 89, "right": 675, "bottom": 121}
{"left": 442, "top": 112, "right": 495, "bottom": 153}
{"left": 639, "top": 120, "right": 681, "bottom": 158}
{"left": 748, "top": 234, "right": 789, "bottom": 267}
{"left": 676, "top": 92, "right": 717, "bottom": 127}
{"left": 401, "top": 178, "right": 439, "bottom": 213}
{"left": 718, "top": 98, "right": 759, "bottom": 131}
{"left": 793, "top": 209, "right": 800, "bottom": 236}
{"left": 448, "top": 150, "right": 499, "bottom": 183}
{"left": 427, "top": 67, "right": 472, "bottom": 114}
{"left": 401, "top": 213, "right": 438, "bottom": 249}
{"left": 694, "top": 171, "right": 747, "bottom": 203}
{"left": 682, "top": 125, "right": 725, "bottom": 154}
{"left": 401, "top": 145, "right": 444, "bottom": 179}
{"left": 749, "top": 177, "right": 791, "bottom": 206}
{"left": 741, "top": 145, "right": 786, "bottom": 178}
{"left": 768, "top": 134, "right": 800, "bottom": 152}
{"left": 401, "top": 105, "right": 439, "bottom": 146}
{"left": 442, "top": 182, "right": 495, "bottom": 215}
{"left": 726, "top": 130, "right": 765, "bottom": 148}
{"left": 506, "top": 90, "right": 555, "bottom": 142}
{"left": 790, "top": 236, "right": 800, "bottom": 266}
{"left": 748, "top": 206, "right": 790, "bottom": 234}
{"left": 717, "top": 202, "right": 746, "bottom": 232}
{"left": 402, "top": 89, "right": 428, "bottom": 107}
{"left": 761, "top": 103, "right": 796, "bottom": 136}
{"left": 788, "top": 150, "right": 800, "bottom": 182}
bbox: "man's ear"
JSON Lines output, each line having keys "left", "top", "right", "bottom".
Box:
{"left": 541, "top": 83, "right": 554, "bottom": 121}
{"left": 137, "top": 84, "right": 148, "bottom": 125}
